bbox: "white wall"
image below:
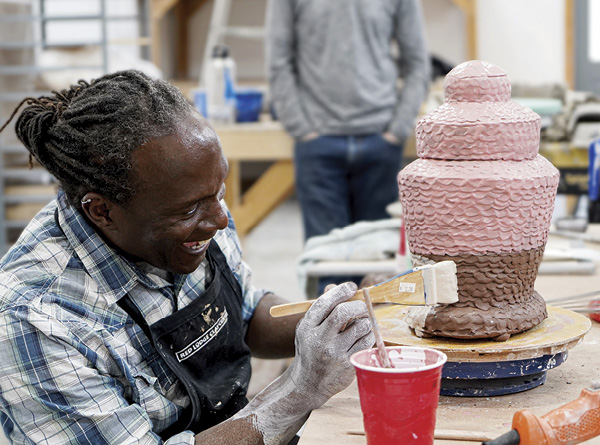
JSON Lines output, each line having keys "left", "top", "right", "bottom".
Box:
{"left": 477, "top": 0, "right": 566, "bottom": 85}
{"left": 422, "top": 0, "right": 467, "bottom": 67}
{"left": 422, "top": 0, "right": 566, "bottom": 86}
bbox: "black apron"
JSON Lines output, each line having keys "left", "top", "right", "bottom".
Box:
{"left": 117, "top": 240, "right": 252, "bottom": 439}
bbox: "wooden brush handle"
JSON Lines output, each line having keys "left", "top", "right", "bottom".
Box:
{"left": 270, "top": 290, "right": 365, "bottom": 318}
{"left": 269, "top": 300, "right": 315, "bottom": 317}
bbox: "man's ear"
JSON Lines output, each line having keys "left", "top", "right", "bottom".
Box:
{"left": 80, "top": 193, "right": 116, "bottom": 231}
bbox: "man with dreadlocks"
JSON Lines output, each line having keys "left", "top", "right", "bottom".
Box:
{"left": 0, "top": 70, "right": 374, "bottom": 444}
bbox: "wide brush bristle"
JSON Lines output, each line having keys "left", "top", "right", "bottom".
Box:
{"left": 422, "top": 261, "right": 458, "bottom": 305}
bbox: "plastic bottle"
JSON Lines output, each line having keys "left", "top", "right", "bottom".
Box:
{"left": 204, "top": 44, "right": 237, "bottom": 124}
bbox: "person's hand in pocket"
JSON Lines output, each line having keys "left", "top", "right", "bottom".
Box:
{"left": 382, "top": 132, "right": 399, "bottom": 145}
{"left": 301, "top": 132, "right": 319, "bottom": 142}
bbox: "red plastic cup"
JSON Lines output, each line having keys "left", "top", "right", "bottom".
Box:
{"left": 350, "top": 346, "right": 447, "bottom": 445}
{"left": 590, "top": 299, "right": 600, "bottom": 322}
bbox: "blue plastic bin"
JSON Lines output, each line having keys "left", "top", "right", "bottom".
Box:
{"left": 235, "top": 89, "right": 263, "bottom": 122}
{"left": 193, "top": 88, "right": 207, "bottom": 118}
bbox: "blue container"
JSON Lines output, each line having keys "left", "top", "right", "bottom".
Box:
{"left": 589, "top": 139, "right": 600, "bottom": 201}
{"left": 193, "top": 88, "right": 207, "bottom": 118}
{"left": 235, "top": 88, "right": 263, "bottom": 122}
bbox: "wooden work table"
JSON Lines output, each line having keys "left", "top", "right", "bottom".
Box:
{"left": 298, "top": 248, "right": 600, "bottom": 444}
{"left": 215, "top": 121, "right": 294, "bottom": 237}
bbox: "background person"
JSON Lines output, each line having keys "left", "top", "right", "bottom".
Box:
{"left": 267, "top": 0, "right": 430, "bottom": 294}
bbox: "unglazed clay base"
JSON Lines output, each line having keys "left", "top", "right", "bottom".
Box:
{"left": 408, "top": 250, "right": 547, "bottom": 339}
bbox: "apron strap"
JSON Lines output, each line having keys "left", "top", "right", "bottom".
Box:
{"left": 116, "top": 294, "right": 155, "bottom": 348}
{"left": 117, "top": 294, "right": 195, "bottom": 440}
{"left": 115, "top": 241, "right": 248, "bottom": 438}
{"left": 207, "top": 241, "right": 245, "bottom": 310}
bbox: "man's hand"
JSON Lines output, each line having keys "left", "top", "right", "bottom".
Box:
{"left": 287, "top": 282, "right": 375, "bottom": 409}
{"left": 300, "top": 131, "right": 319, "bottom": 142}
{"left": 220, "top": 283, "right": 374, "bottom": 444}
{"left": 382, "top": 131, "right": 400, "bottom": 145}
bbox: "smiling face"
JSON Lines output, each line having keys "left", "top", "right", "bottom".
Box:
{"left": 105, "top": 115, "right": 229, "bottom": 274}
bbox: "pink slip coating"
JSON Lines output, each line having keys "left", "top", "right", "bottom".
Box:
{"left": 399, "top": 156, "right": 559, "bottom": 256}
{"left": 416, "top": 102, "right": 541, "bottom": 161}
{"left": 399, "top": 60, "right": 559, "bottom": 256}
{"left": 398, "top": 60, "right": 560, "bottom": 339}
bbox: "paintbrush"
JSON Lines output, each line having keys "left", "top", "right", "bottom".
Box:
{"left": 363, "top": 287, "right": 393, "bottom": 368}
{"left": 270, "top": 261, "right": 459, "bottom": 318}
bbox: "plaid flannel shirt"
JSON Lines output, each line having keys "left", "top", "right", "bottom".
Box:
{"left": 0, "top": 191, "right": 267, "bottom": 444}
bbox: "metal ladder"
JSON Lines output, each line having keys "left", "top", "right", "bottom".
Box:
{"left": 0, "top": 0, "right": 151, "bottom": 255}
{"left": 200, "top": 0, "right": 266, "bottom": 86}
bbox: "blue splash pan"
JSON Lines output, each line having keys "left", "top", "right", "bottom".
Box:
{"left": 440, "top": 352, "right": 568, "bottom": 396}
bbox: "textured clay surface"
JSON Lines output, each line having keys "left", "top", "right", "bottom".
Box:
{"left": 416, "top": 102, "right": 541, "bottom": 161}
{"left": 407, "top": 250, "right": 548, "bottom": 339}
{"left": 399, "top": 156, "right": 559, "bottom": 256}
{"left": 398, "top": 60, "right": 559, "bottom": 339}
{"left": 418, "top": 60, "right": 541, "bottom": 161}
{"left": 444, "top": 60, "right": 511, "bottom": 103}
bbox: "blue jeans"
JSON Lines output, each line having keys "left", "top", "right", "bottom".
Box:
{"left": 295, "top": 134, "right": 403, "bottom": 294}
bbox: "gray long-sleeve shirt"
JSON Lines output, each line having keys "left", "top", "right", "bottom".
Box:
{"left": 266, "top": 0, "right": 430, "bottom": 141}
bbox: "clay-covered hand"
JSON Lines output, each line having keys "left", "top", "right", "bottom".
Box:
{"left": 287, "top": 282, "right": 375, "bottom": 409}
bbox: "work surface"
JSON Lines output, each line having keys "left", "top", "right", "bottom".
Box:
{"left": 299, "top": 261, "right": 600, "bottom": 444}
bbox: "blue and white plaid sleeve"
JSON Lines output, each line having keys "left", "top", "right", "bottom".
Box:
{"left": 0, "top": 305, "right": 195, "bottom": 445}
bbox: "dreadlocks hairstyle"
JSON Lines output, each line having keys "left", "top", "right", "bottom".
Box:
{"left": 0, "top": 70, "right": 193, "bottom": 210}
